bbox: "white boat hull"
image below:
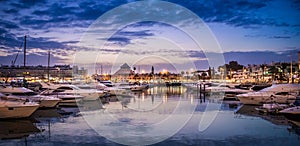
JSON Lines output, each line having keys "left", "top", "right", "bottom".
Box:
{"left": 0, "top": 104, "right": 39, "bottom": 119}
{"left": 237, "top": 94, "right": 296, "bottom": 105}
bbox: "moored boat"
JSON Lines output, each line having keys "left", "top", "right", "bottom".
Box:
{"left": 236, "top": 84, "right": 300, "bottom": 105}
{"left": 0, "top": 94, "right": 39, "bottom": 119}
{"left": 279, "top": 106, "right": 300, "bottom": 121}
{"left": 0, "top": 86, "right": 60, "bottom": 108}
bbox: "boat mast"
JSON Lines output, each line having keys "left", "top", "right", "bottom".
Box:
{"left": 48, "top": 50, "right": 50, "bottom": 83}
{"left": 23, "top": 35, "right": 26, "bottom": 68}
{"left": 290, "top": 53, "right": 293, "bottom": 83}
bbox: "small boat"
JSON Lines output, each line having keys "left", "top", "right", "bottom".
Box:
{"left": 255, "top": 103, "right": 290, "bottom": 113}
{"left": 40, "top": 89, "right": 84, "bottom": 107}
{"left": 115, "top": 82, "right": 132, "bottom": 90}
{"left": 99, "top": 80, "right": 114, "bottom": 87}
{"left": 48, "top": 84, "right": 104, "bottom": 101}
{"left": 0, "top": 86, "right": 60, "bottom": 108}
{"left": 130, "top": 84, "right": 149, "bottom": 91}
{"left": 104, "top": 87, "right": 129, "bottom": 96}
{"left": 0, "top": 93, "right": 39, "bottom": 119}
{"left": 223, "top": 88, "right": 252, "bottom": 97}
{"left": 279, "top": 106, "right": 300, "bottom": 121}
{"left": 236, "top": 84, "right": 299, "bottom": 105}
{"left": 205, "top": 83, "right": 232, "bottom": 93}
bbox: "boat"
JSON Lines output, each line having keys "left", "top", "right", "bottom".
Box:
{"left": 223, "top": 88, "right": 252, "bottom": 97}
{"left": 40, "top": 83, "right": 104, "bottom": 101}
{"left": 205, "top": 83, "right": 232, "bottom": 93}
{"left": 104, "top": 87, "right": 129, "bottom": 96}
{"left": 130, "top": 84, "right": 149, "bottom": 91}
{"left": 255, "top": 103, "right": 290, "bottom": 113}
{"left": 236, "top": 84, "right": 300, "bottom": 105}
{"left": 279, "top": 106, "right": 300, "bottom": 121}
{"left": 0, "top": 93, "right": 39, "bottom": 119}
{"left": 0, "top": 86, "right": 60, "bottom": 108}
{"left": 182, "top": 82, "right": 199, "bottom": 90}
{"left": 96, "top": 82, "right": 108, "bottom": 90}
{"left": 114, "top": 82, "right": 132, "bottom": 90}
{"left": 99, "top": 80, "right": 114, "bottom": 87}
{"left": 53, "top": 85, "right": 104, "bottom": 100}
{"left": 40, "top": 89, "right": 84, "bottom": 107}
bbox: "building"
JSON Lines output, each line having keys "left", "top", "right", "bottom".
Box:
{"left": 0, "top": 65, "right": 72, "bottom": 82}
{"left": 111, "top": 63, "right": 133, "bottom": 82}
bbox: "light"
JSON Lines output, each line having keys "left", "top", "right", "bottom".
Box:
{"left": 162, "top": 69, "right": 168, "bottom": 74}
{"left": 141, "top": 70, "right": 145, "bottom": 74}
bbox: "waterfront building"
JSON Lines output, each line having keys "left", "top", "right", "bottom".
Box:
{"left": 0, "top": 65, "right": 72, "bottom": 82}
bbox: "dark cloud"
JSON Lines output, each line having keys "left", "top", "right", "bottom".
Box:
{"left": 25, "top": 36, "right": 72, "bottom": 50}
{"left": 269, "top": 36, "right": 291, "bottom": 39}
{"left": 107, "top": 37, "right": 131, "bottom": 46}
{"left": 10, "top": 0, "right": 46, "bottom": 9}
{"left": 100, "top": 27, "right": 155, "bottom": 46}
{"left": 118, "top": 30, "right": 154, "bottom": 37}
{"left": 185, "top": 49, "right": 300, "bottom": 66}
{"left": 3, "top": 0, "right": 299, "bottom": 32}
{"left": 3, "top": 9, "right": 18, "bottom": 14}
{"left": 0, "top": 53, "right": 67, "bottom": 66}
{"left": 0, "top": 20, "right": 19, "bottom": 29}
{"left": 0, "top": 29, "right": 23, "bottom": 48}
{"left": 0, "top": 0, "right": 299, "bottom": 66}
{"left": 166, "top": 0, "right": 295, "bottom": 28}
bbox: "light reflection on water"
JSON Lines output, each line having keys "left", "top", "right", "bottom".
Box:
{"left": 0, "top": 86, "right": 300, "bottom": 146}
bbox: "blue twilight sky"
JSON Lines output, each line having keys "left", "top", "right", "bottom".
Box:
{"left": 0, "top": 0, "right": 299, "bottom": 73}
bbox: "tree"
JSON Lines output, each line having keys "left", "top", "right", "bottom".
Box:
{"left": 150, "top": 66, "right": 154, "bottom": 74}
{"left": 226, "top": 61, "right": 244, "bottom": 71}
{"left": 133, "top": 67, "right": 136, "bottom": 74}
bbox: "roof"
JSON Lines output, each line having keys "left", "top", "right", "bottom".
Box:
{"left": 120, "top": 63, "right": 130, "bottom": 69}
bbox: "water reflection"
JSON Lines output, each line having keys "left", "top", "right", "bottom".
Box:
{"left": 1, "top": 86, "right": 300, "bottom": 145}
{"left": 288, "top": 120, "right": 300, "bottom": 136}
{"left": 235, "top": 105, "right": 289, "bottom": 126}
{"left": 0, "top": 120, "right": 40, "bottom": 140}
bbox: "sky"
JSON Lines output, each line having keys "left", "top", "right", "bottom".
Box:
{"left": 0, "top": 0, "right": 299, "bottom": 74}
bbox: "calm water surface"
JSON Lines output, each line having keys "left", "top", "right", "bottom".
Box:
{"left": 1, "top": 86, "right": 299, "bottom": 146}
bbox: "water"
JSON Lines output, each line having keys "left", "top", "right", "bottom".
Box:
{"left": 1, "top": 86, "right": 299, "bottom": 146}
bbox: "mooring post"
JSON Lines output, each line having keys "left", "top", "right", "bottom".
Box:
{"left": 199, "top": 84, "right": 202, "bottom": 99}
{"left": 203, "top": 83, "right": 206, "bottom": 102}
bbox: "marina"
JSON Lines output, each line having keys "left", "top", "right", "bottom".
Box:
{"left": 1, "top": 0, "right": 300, "bottom": 145}
{"left": 0, "top": 85, "right": 300, "bottom": 145}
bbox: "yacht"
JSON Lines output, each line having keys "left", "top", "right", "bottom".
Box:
{"left": 279, "top": 106, "right": 300, "bottom": 121}
{"left": 0, "top": 87, "right": 60, "bottom": 108}
{"left": 0, "top": 93, "right": 39, "bottom": 118}
{"left": 114, "top": 82, "right": 132, "bottom": 90}
{"left": 40, "top": 89, "right": 84, "bottom": 107}
{"left": 236, "top": 84, "right": 300, "bottom": 105}
{"left": 205, "top": 83, "right": 233, "bottom": 93}
{"left": 99, "top": 80, "right": 114, "bottom": 87}
{"left": 130, "top": 84, "right": 149, "bottom": 91}
{"left": 49, "top": 85, "right": 104, "bottom": 100}
{"left": 104, "top": 87, "right": 129, "bottom": 96}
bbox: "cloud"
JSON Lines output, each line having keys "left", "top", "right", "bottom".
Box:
{"left": 106, "top": 37, "right": 131, "bottom": 46}
{"left": 223, "top": 50, "right": 299, "bottom": 65}
{"left": 269, "top": 36, "right": 291, "bottom": 39}
{"left": 0, "top": 0, "right": 299, "bottom": 67}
